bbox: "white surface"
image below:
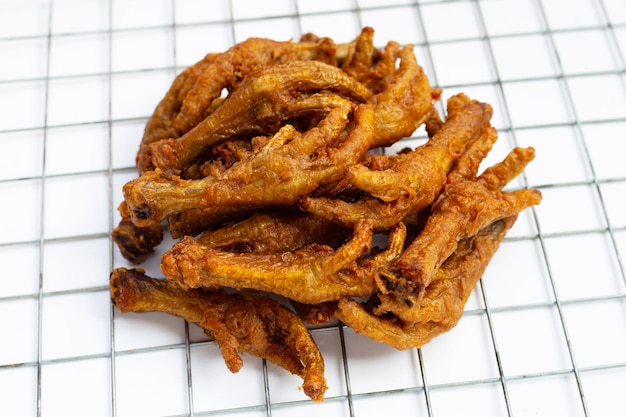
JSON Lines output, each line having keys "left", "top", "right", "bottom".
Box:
{"left": 1, "top": 0, "right": 626, "bottom": 416}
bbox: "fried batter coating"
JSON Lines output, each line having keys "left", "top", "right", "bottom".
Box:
{"left": 300, "top": 93, "right": 492, "bottom": 229}
{"left": 335, "top": 216, "right": 517, "bottom": 350}
{"left": 124, "top": 103, "right": 376, "bottom": 227}
{"left": 375, "top": 147, "right": 542, "bottom": 318}
{"left": 161, "top": 220, "right": 407, "bottom": 304}
{"left": 110, "top": 268, "right": 327, "bottom": 401}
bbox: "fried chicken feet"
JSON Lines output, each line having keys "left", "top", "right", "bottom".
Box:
{"left": 114, "top": 27, "right": 438, "bottom": 262}
{"left": 138, "top": 34, "right": 346, "bottom": 173}
{"left": 161, "top": 219, "right": 407, "bottom": 304}
{"left": 124, "top": 103, "right": 375, "bottom": 227}
{"left": 300, "top": 93, "right": 492, "bottom": 229}
{"left": 149, "top": 60, "right": 373, "bottom": 175}
{"left": 110, "top": 268, "right": 327, "bottom": 401}
{"left": 335, "top": 216, "right": 517, "bottom": 350}
{"left": 109, "top": 27, "right": 544, "bottom": 401}
{"left": 374, "top": 146, "right": 541, "bottom": 322}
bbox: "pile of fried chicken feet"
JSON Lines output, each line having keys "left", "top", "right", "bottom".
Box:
{"left": 110, "top": 28, "right": 541, "bottom": 402}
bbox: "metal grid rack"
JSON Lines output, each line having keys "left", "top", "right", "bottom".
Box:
{"left": 1, "top": 0, "right": 625, "bottom": 416}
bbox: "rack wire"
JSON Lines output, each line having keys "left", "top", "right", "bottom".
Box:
{"left": 1, "top": 0, "right": 625, "bottom": 416}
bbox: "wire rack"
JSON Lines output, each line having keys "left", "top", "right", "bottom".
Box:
{"left": 1, "top": 0, "right": 626, "bottom": 416}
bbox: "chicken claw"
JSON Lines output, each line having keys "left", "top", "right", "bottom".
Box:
{"left": 139, "top": 34, "right": 347, "bottom": 173}
{"left": 161, "top": 220, "right": 375, "bottom": 303}
{"left": 300, "top": 93, "right": 492, "bottom": 229}
{"left": 376, "top": 147, "right": 542, "bottom": 318}
{"left": 336, "top": 216, "right": 517, "bottom": 350}
{"left": 110, "top": 268, "right": 327, "bottom": 401}
{"left": 161, "top": 219, "right": 407, "bottom": 304}
{"left": 124, "top": 103, "right": 375, "bottom": 227}
{"left": 149, "top": 60, "right": 373, "bottom": 174}
{"left": 109, "top": 27, "right": 544, "bottom": 390}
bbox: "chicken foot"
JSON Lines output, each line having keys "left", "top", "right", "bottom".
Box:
{"left": 300, "top": 93, "right": 493, "bottom": 229}
{"left": 335, "top": 215, "right": 517, "bottom": 350}
{"left": 110, "top": 267, "right": 327, "bottom": 401}
{"left": 375, "top": 147, "right": 542, "bottom": 320}
{"left": 161, "top": 219, "right": 408, "bottom": 304}
{"left": 123, "top": 103, "right": 376, "bottom": 228}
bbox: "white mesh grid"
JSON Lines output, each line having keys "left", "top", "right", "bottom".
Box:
{"left": 1, "top": 0, "right": 625, "bottom": 416}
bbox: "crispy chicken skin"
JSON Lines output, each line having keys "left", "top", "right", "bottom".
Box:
{"left": 110, "top": 268, "right": 327, "bottom": 401}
